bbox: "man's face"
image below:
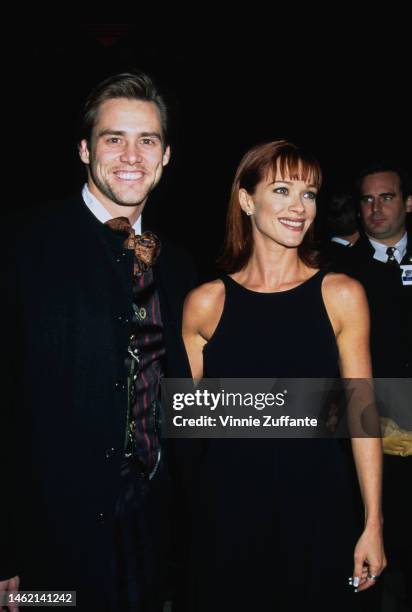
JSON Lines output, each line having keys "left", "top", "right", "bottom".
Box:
{"left": 79, "top": 97, "right": 170, "bottom": 211}
{"left": 360, "top": 171, "right": 411, "bottom": 244}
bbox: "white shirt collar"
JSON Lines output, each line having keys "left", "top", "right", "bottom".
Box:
{"left": 368, "top": 232, "right": 407, "bottom": 264}
{"left": 82, "top": 184, "right": 142, "bottom": 234}
{"left": 331, "top": 236, "right": 353, "bottom": 247}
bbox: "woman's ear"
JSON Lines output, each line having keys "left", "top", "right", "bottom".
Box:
{"left": 239, "top": 188, "right": 255, "bottom": 216}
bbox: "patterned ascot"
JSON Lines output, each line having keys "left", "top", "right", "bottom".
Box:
{"left": 105, "top": 217, "right": 165, "bottom": 478}
{"left": 105, "top": 216, "right": 161, "bottom": 275}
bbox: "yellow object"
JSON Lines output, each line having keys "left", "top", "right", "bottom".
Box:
{"left": 381, "top": 417, "right": 412, "bottom": 457}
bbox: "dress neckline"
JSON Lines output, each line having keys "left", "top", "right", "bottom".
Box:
{"left": 226, "top": 269, "right": 323, "bottom": 295}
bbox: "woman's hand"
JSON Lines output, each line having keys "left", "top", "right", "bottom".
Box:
{"left": 351, "top": 523, "right": 386, "bottom": 592}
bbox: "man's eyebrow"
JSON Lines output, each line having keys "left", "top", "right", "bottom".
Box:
{"left": 361, "top": 192, "right": 396, "bottom": 198}
{"left": 97, "top": 129, "right": 125, "bottom": 137}
{"left": 96, "top": 129, "right": 162, "bottom": 139}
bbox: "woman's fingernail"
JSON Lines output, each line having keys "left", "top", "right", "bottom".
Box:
{"left": 353, "top": 577, "right": 360, "bottom": 587}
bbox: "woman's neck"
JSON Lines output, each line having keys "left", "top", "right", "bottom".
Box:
{"left": 233, "top": 248, "right": 314, "bottom": 293}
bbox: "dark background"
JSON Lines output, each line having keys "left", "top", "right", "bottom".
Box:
{"left": 15, "top": 23, "right": 410, "bottom": 278}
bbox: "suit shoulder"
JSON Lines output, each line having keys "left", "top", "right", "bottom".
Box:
{"left": 6, "top": 196, "right": 83, "bottom": 243}
{"left": 159, "top": 235, "right": 198, "bottom": 286}
{"left": 160, "top": 235, "right": 193, "bottom": 261}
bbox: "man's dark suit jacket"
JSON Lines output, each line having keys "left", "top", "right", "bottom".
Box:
{"left": 1, "top": 194, "right": 197, "bottom": 605}
{"left": 332, "top": 233, "right": 412, "bottom": 378}
{"left": 322, "top": 240, "right": 353, "bottom": 272}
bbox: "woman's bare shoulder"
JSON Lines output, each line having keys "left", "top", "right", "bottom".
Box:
{"left": 322, "top": 272, "right": 367, "bottom": 305}
{"left": 322, "top": 272, "right": 369, "bottom": 331}
{"left": 184, "top": 279, "right": 225, "bottom": 322}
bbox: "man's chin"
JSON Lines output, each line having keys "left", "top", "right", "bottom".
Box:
{"left": 111, "top": 192, "right": 148, "bottom": 208}
{"left": 366, "top": 225, "right": 390, "bottom": 239}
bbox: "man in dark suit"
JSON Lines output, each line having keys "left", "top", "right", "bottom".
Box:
{"left": 1, "top": 72, "right": 196, "bottom": 611}
{"left": 344, "top": 163, "right": 412, "bottom": 611}
{"left": 348, "top": 163, "right": 412, "bottom": 378}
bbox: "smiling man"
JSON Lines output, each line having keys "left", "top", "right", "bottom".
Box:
{"left": 1, "top": 72, "right": 196, "bottom": 611}
{"left": 79, "top": 96, "right": 170, "bottom": 219}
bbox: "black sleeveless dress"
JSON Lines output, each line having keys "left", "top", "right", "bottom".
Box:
{"left": 186, "top": 271, "right": 361, "bottom": 611}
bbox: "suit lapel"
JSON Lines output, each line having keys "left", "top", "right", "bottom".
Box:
{"left": 401, "top": 231, "right": 412, "bottom": 264}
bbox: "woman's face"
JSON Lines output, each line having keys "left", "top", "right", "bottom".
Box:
{"left": 240, "top": 166, "right": 318, "bottom": 250}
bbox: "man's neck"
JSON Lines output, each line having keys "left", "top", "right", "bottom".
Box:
{"left": 87, "top": 183, "right": 144, "bottom": 226}
{"left": 367, "top": 231, "right": 408, "bottom": 264}
{"left": 366, "top": 229, "right": 406, "bottom": 247}
{"left": 82, "top": 184, "right": 143, "bottom": 233}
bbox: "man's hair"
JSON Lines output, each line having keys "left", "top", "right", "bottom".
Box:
{"left": 356, "top": 161, "right": 411, "bottom": 200}
{"left": 326, "top": 191, "right": 359, "bottom": 237}
{"left": 79, "top": 71, "right": 169, "bottom": 146}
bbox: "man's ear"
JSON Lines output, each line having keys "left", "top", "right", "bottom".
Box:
{"left": 162, "top": 145, "right": 171, "bottom": 167}
{"left": 79, "top": 139, "right": 90, "bottom": 165}
{"left": 239, "top": 188, "right": 255, "bottom": 216}
{"left": 405, "top": 195, "right": 412, "bottom": 213}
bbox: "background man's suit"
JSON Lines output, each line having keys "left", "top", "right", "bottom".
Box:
{"left": 338, "top": 231, "right": 412, "bottom": 610}
{"left": 339, "top": 233, "right": 412, "bottom": 378}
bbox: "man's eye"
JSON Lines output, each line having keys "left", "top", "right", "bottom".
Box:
{"left": 107, "top": 137, "right": 121, "bottom": 144}
{"left": 141, "top": 138, "right": 155, "bottom": 145}
{"left": 383, "top": 195, "right": 393, "bottom": 201}
{"left": 360, "top": 196, "right": 373, "bottom": 204}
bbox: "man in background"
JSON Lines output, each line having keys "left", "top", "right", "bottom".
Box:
{"left": 345, "top": 162, "right": 412, "bottom": 611}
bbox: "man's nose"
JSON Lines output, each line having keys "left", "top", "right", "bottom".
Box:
{"left": 120, "top": 143, "right": 143, "bottom": 164}
{"left": 371, "top": 198, "right": 382, "bottom": 213}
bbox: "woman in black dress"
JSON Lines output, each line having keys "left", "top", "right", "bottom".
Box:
{"left": 182, "top": 140, "right": 385, "bottom": 611}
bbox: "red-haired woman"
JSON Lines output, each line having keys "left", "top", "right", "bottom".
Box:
{"left": 182, "top": 141, "right": 386, "bottom": 611}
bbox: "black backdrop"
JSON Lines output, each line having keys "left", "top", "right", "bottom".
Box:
{"left": 13, "top": 23, "right": 410, "bottom": 278}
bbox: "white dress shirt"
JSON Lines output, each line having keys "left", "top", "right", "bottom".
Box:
{"left": 331, "top": 237, "right": 353, "bottom": 247}
{"left": 82, "top": 184, "right": 142, "bottom": 234}
{"left": 368, "top": 232, "right": 407, "bottom": 264}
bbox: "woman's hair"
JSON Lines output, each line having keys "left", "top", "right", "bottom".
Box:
{"left": 219, "top": 140, "right": 322, "bottom": 273}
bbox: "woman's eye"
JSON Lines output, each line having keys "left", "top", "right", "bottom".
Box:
{"left": 274, "top": 187, "right": 288, "bottom": 195}
{"left": 304, "top": 191, "right": 317, "bottom": 200}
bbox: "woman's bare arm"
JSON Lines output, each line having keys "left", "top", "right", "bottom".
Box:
{"left": 323, "top": 273, "right": 386, "bottom": 591}
{"left": 182, "top": 280, "right": 225, "bottom": 380}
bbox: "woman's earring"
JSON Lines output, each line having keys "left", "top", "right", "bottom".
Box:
{"left": 246, "top": 211, "right": 252, "bottom": 216}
